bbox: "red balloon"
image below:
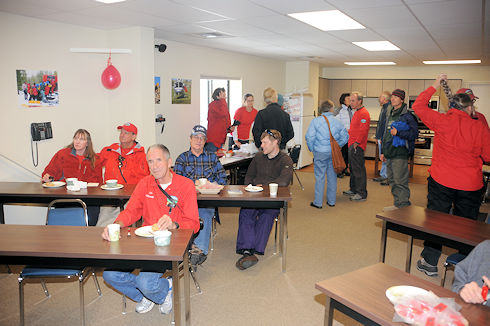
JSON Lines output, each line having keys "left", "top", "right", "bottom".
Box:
{"left": 101, "top": 64, "right": 121, "bottom": 89}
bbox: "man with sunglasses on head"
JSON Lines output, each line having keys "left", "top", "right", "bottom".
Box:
{"left": 101, "top": 144, "right": 200, "bottom": 315}
{"left": 97, "top": 122, "right": 150, "bottom": 226}
{"left": 174, "top": 125, "right": 227, "bottom": 266}
{"left": 235, "top": 129, "right": 293, "bottom": 270}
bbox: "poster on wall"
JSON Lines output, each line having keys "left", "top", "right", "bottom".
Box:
{"left": 155, "top": 76, "right": 160, "bottom": 104}
{"left": 285, "top": 96, "right": 301, "bottom": 121}
{"left": 16, "top": 70, "right": 59, "bottom": 108}
{"left": 171, "top": 78, "right": 191, "bottom": 104}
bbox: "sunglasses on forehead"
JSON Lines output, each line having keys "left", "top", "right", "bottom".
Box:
{"left": 265, "top": 129, "right": 277, "bottom": 139}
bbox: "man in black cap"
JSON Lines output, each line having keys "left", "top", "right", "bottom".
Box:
{"left": 379, "top": 89, "right": 418, "bottom": 209}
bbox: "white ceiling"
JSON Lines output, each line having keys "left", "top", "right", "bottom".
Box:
{"left": 1, "top": 0, "right": 488, "bottom": 66}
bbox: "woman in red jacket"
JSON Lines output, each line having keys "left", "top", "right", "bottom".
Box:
{"left": 205, "top": 87, "right": 231, "bottom": 153}
{"left": 41, "top": 129, "right": 103, "bottom": 225}
{"left": 233, "top": 93, "right": 258, "bottom": 147}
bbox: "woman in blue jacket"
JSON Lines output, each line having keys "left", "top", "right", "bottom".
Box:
{"left": 306, "top": 100, "right": 349, "bottom": 208}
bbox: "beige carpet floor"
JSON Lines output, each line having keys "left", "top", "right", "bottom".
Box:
{"left": 1, "top": 165, "right": 487, "bottom": 326}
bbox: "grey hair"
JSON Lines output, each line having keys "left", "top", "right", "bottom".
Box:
{"left": 147, "top": 144, "right": 171, "bottom": 159}
{"left": 319, "top": 99, "right": 335, "bottom": 114}
{"left": 351, "top": 91, "right": 364, "bottom": 104}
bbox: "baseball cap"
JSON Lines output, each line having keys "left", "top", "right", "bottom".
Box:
{"left": 191, "top": 125, "right": 207, "bottom": 137}
{"left": 456, "top": 88, "right": 478, "bottom": 100}
{"left": 391, "top": 89, "right": 406, "bottom": 101}
{"left": 117, "top": 122, "right": 138, "bottom": 134}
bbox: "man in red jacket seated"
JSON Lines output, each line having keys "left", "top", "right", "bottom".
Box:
{"left": 342, "top": 91, "right": 371, "bottom": 201}
{"left": 413, "top": 74, "right": 490, "bottom": 277}
{"left": 97, "top": 122, "right": 150, "bottom": 226}
{"left": 101, "top": 144, "right": 200, "bottom": 315}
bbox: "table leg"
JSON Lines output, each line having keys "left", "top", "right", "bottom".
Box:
{"left": 183, "top": 256, "right": 190, "bottom": 325}
{"left": 281, "top": 202, "right": 288, "bottom": 273}
{"left": 406, "top": 235, "right": 413, "bottom": 273}
{"left": 379, "top": 220, "right": 387, "bottom": 262}
{"left": 374, "top": 141, "right": 380, "bottom": 177}
{"left": 172, "top": 261, "right": 181, "bottom": 326}
{"left": 324, "top": 297, "right": 334, "bottom": 326}
{"left": 0, "top": 202, "right": 5, "bottom": 224}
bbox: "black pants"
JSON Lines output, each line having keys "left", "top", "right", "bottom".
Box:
{"left": 348, "top": 145, "right": 367, "bottom": 198}
{"left": 421, "top": 176, "right": 482, "bottom": 265}
{"left": 87, "top": 206, "right": 101, "bottom": 226}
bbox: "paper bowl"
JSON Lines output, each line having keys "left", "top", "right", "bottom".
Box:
{"left": 153, "top": 230, "right": 172, "bottom": 246}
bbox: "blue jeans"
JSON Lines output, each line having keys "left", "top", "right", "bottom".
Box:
{"left": 194, "top": 207, "right": 214, "bottom": 255}
{"left": 313, "top": 152, "right": 337, "bottom": 207}
{"left": 103, "top": 270, "right": 170, "bottom": 304}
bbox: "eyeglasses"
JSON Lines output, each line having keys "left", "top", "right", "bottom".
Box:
{"left": 265, "top": 129, "right": 277, "bottom": 139}
{"left": 192, "top": 135, "right": 206, "bottom": 141}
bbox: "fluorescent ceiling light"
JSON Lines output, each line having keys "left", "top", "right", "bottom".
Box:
{"left": 288, "top": 10, "right": 365, "bottom": 31}
{"left": 353, "top": 41, "right": 400, "bottom": 51}
{"left": 345, "top": 62, "right": 396, "bottom": 66}
{"left": 423, "top": 60, "right": 481, "bottom": 65}
{"left": 95, "top": 0, "right": 126, "bottom": 4}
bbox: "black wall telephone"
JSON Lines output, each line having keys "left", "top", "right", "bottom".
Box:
{"left": 31, "top": 122, "right": 53, "bottom": 141}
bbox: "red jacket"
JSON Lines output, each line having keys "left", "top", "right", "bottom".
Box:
{"left": 42, "top": 147, "right": 103, "bottom": 183}
{"left": 234, "top": 106, "right": 258, "bottom": 140}
{"left": 413, "top": 87, "right": 490, "bottom": 191}
{"left": 348, "top": 107, "right": 371, "bottom": 150}
{"left": 99, "top": 142, "right": 149, "bottom": 185}
{"left": 474, "top": 111, "right": 489, "bottom": 130}
{"left": 207, "top": 99, "right": 231, "bottom": 147}
{"left": 115, "top": 173, "right": 200, "bottom": 233}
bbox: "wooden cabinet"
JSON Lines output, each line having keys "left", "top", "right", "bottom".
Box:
{"left": 366, "top": 80, "right": 383, "bottom": 97}
{"left": 425, "top": 80, "right": 440, "bottom": 95}
{"left": 382, "top": 80, "right": 396, "bottom": 93}
{"left": 329, "top": 79, "right": 351, "bottom": 107}
{"left": 408, "top": 80, "right": 424, "bottom": 96}
{"left": 351, "top": 79, "right": 367, "bottom": 95}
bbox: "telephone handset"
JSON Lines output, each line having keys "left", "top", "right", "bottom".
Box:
{"left": 31, "top": 122, "right": 53, "bottom": 141}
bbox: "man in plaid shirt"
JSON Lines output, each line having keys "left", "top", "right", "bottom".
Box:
{"left": 174, "top": 125, "right": 227, "bottom": 265}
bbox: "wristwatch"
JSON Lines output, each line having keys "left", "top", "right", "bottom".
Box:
{"left": 174, "top": 221, "right": 180, "bottom": 229}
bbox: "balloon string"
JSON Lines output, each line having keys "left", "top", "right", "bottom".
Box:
{"left": 107, "top": 50, "right": 112, "bottom": 66}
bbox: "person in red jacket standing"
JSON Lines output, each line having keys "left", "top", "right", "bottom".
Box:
{"left": 41, "top": 129, "right": 103, "bottom": 225}
{"left": 97, "top": 122, "right": 149, "bottom": 226}
{"left": 206, "top": 87, "right": 232, "bottom": 153}
{"left": 343, "top": 91, "right": 371, "bottom": 201}
{"left": 455, "top": 88, "right": 489, "bottom": 129}
{"left": 233, "top": 93, "right": 258, "bottom": 147}
{"left": 413, "top": 74, "right": 490, "bottom": 277}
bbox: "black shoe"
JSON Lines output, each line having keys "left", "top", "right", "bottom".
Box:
{"left": 337, "top": 173, "right": 344, "bottom": 178}
{"left": 190, "top": 252, "right": 207, "bottom": 266}
{"left": 327, "top": 203, "right": 335, "bottom": 207}
{"left": 416, "top": 258, "right": 438, "bottom": 277}
{"left": 343, "top": 190, "right": 355, "bottom": 196}
{"left": 236, "top": 253, "right": 258, "bottom": 270}
{"left": 373, "top": 177, "right": 387, "bottom": 182}
{"left": 310, "top": 202, "right": 322, "bottom": 209}
{"left": 380, "top": 180, "right": 389, "bottom": 186}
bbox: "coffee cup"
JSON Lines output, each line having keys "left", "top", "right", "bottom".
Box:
{"left": 107, "top": 223, "right": 121, "bottom": 242}
{"left": 67, "top": 184, "right": 81, "bottom": 192}
{"left": 106, "top": 179, "right": 118, "bottom": 188}
{"left": 269, "top": 183, "right": 278, "bottom": 197}
{"left": 153, "top": 230, "right": 172, "bottom": 246}
{"left": 66, "top": 178, "right": 78, "bottom": 186}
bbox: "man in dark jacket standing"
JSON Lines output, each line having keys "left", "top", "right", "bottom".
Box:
{"left": 252, "top": 87, "right": 294, "bottom": 150}
{"left": 379, "top": 89, "right": 418, "bottom": 209}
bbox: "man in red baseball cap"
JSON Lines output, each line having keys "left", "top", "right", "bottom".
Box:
{"left": 97, "top": 122, "right": 149, "bottom": 226}
{"left": 455, "top": 88, "right": 488, "bottom": 128}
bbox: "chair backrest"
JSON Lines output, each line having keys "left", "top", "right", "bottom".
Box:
{"left": 289, "top": 144, "right": 301, "bottom": 166}
{"left": 46, "top": 199, "right": 88, "bottom": 226}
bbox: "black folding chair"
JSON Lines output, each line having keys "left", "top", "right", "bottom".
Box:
{"left": 288, "top": 144, "right": 304, "bottom": 190}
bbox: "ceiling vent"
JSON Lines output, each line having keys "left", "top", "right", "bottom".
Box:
{"left": 192, "top": 32, "right": 233, "bottom": 39}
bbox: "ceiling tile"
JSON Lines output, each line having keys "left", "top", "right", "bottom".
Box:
{"left": 408, "top": 0, "right": 481, "bottom": 26}
{"left": 249, "top": 0, "right": 336, "bottom": 14}
{"left": 172, "top": 0, "right": 277, "bottom": 19}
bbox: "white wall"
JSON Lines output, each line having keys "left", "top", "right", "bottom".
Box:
{"left": 153, "top": 39, "right": 286, "bottom": 158}
{"left": 0, "top": 12, "right": 155, "bottom": 180}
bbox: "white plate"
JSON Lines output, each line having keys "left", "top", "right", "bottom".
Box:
{"left": 42, "top": 181, "right": 66, "bottom": 188}
{"left": 135, "top": 226, "right": 155, "bottom": 238}
{"left": 196, "top": 185, "right": 224, "bottom": 195}
{"left": 386, "top": 286, "right": 436, "bottom": 305}
{"left": 101, "top": 184, "right": 124, "bottom": 190}
{"left": 244, "top": 185, "right": 263, "bottom": 192}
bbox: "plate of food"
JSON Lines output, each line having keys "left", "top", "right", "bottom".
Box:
{"left": 385, "top": 285, "right": 437, "bottom": 305}
{"left": 244, "top": 184, "right": 263, "bottom": 192}
{"left": 135, "top": 225, "right": 158, "bottom": 237}
{"left": 101, "top": 184, "right": 124, "bottom": 190}
{"left": 196, "top": 182, "right": 224, "bottom": 195}
{"left": 42, "top": 181, "right": 66, "bottom": 188}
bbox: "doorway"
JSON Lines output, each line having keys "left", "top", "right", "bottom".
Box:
{"left": 199, "top": 78, "right": 242, "bottom": 127}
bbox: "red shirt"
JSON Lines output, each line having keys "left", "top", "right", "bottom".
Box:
{"left": 234, "top": 106, "right": 258, "bottom": 140}
{"left": 413, "top": 87, "right": 490, "bottom": 191}
{"left": 348, "top": 107, "right": 371, "bottom": 150}
{"left": 115, "top": 173, "right": 200, "bottom": 233}
{"left": 207, "top": 99, "right": 231, "bottom": 148}
{"left": 42, "top": 147, "right": 103, "bottom": 183}
{"left": 99, "top": 142, "right": 149, "bottom": 185}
